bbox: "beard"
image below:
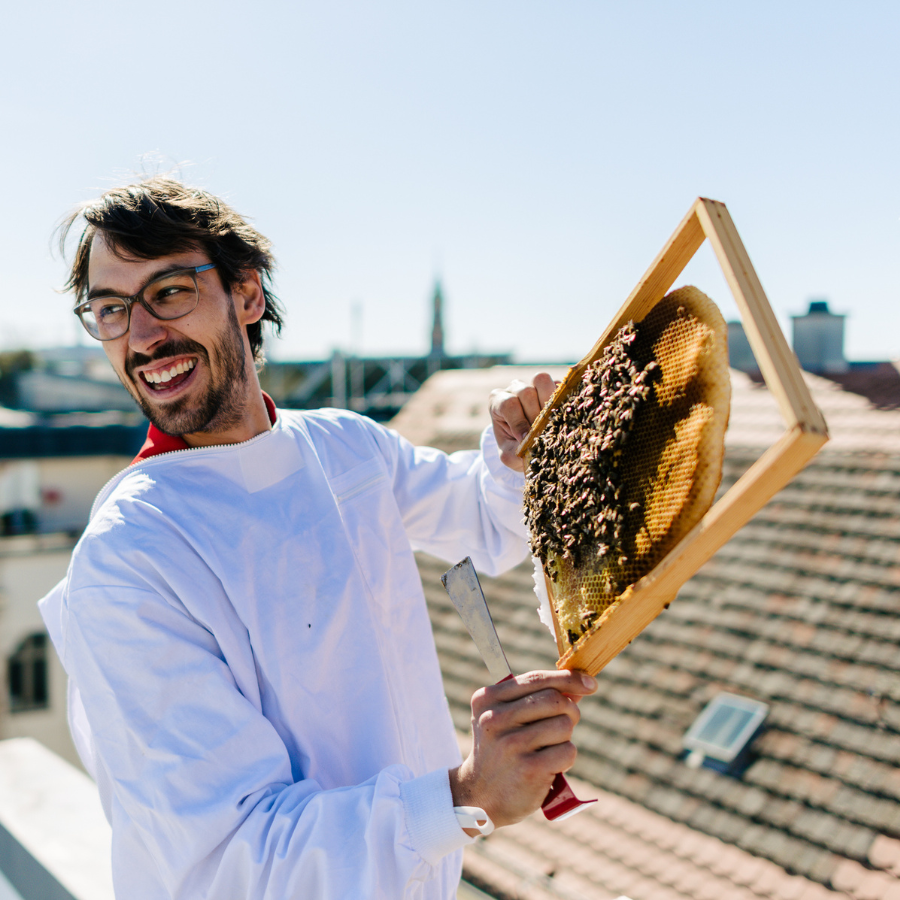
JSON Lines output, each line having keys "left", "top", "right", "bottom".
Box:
{"left": 123, "top": 302, "right": 249, "bottom": 438}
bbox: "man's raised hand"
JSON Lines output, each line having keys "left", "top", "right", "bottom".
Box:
{"left": 489, "top": 373, "right": 557, "bottom": 472}
{"left": 448, "top": 669, "right": 597, "bottom": 830}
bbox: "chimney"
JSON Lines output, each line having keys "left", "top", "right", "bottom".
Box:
{"left": 726, "top": 321, "right": 757, "bottom": 373}
{"left": 791, "top": 299, "right": 848, "bottom": 373}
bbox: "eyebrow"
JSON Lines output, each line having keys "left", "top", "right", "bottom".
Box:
{"left": 86, "top": 262, "right": 199, "bottom": 302}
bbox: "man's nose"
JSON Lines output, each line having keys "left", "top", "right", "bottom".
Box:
{"left": 128, "top": 304, "right": 169, "bottom": 353}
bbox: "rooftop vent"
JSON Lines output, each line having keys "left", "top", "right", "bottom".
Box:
{"left": 682, "top": 692, "right": 768, "bottom": 774}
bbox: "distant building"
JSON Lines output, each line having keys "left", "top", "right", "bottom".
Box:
{"left": 1, "top": 533, "right": 81, "bottom": 767}
{"left": 729, "top": 298, "right": 852, "bottom": 377}
{"left": 727, "top": 320, "right": 757, "bottom": 374}
{"left": 728, "top": 300, "right": 900, "bottom": 415}
{"left": 260, "top": 278, "right": 511, "bottom": 420}
{"left": 791, "top": 299, "right": 849, "bottom": 374}
{"left": 0, "top": 420, "right": 143, "bottom": 770}
{"left": 1, "top": 346, "right": 135, "bottom": 414}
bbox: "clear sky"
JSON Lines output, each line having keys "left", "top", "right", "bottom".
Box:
{"left": 1, "top": 1, "right": 897, "bottom": 364}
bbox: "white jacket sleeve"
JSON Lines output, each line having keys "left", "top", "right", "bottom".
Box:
{"left": 365, "top": 421, "right": 529, "bottom": 576}
{"left": 61, "top": 572, "right": 470, "bottom": 900}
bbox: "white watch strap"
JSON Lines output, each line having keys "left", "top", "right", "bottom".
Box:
{"left": 453, "top": 806, "right": 495, "bottom": 836}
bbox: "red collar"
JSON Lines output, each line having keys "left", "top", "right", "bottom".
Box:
{"left": 132, "top": 393, "right": 278, "bottom": 464}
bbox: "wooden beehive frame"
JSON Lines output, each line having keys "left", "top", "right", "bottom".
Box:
{"left": 518, "top": 197, "right": 829, "bottom": 675}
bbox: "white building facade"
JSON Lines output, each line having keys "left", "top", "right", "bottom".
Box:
{"left": 0, "top": 452, "right": 137, "bottom": 770}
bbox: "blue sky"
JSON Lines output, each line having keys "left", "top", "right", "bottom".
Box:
{"left": 1, "top": 1, "right": 897, "bottom": 363}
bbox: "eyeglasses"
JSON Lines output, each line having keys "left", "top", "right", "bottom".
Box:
{"left": 74, "top": 263, "right": 217, "bottom": 341}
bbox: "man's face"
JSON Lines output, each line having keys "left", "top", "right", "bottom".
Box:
{"left": 87, "top": 235, "right": 254, "bottom": 441}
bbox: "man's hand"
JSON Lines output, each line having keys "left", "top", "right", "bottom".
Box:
{"left": 489, "top": 373, "right": 557, "bottom": 472}
{"left": 449, "top": 669, "right": 597, "bottom": 830}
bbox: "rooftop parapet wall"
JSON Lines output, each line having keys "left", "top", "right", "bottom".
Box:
{"left": 0, "top": 739, "right": 112, "bottom": 900}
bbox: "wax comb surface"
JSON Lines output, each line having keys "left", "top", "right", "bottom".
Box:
{"left": 524, "top": 286, "right": 730, "bottom": 651}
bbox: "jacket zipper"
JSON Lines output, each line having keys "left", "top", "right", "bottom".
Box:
{"left": 88, "top": 428, "right": 277, "bottom": 521}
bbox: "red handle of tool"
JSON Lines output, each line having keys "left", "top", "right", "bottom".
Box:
{"left": 542, "top": 771, "right": 595, "bottom": 821}
{"left": 497, "top": 674, "right": 596, "bottom": 821}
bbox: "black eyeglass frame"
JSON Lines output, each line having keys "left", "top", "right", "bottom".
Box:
{"left": 73, "top": 263, "right": 218, "bottom": 341}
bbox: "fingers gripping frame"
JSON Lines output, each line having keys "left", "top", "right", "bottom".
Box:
{"left": 518, "top": 198, "right": 829, "bottom": 676}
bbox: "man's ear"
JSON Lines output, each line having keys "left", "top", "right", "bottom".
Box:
{"left": 233, "top": 270, "right": 266, "bottom": 326}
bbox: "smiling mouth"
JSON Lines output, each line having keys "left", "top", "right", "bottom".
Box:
{"left": 139, "top": 358, "right": 198, "bottom": 392}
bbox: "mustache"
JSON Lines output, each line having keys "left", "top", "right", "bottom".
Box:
{"left": 126, "top": 340, "right": 209, "bottom": 379}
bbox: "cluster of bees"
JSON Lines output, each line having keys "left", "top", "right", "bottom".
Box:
{"left": 524, "top": 321, "right": 660, "bottom": 592}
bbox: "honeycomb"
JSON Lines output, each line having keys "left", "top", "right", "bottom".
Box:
{"left": 524, "top": 286, "right": 730, "bottom": 649}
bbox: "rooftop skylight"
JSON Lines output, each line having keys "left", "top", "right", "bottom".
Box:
{"left": 682, "top": 692, "right": 768, "bottom": 771}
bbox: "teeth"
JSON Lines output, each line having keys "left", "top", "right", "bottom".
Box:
{"left": 144, "top": 359, "right": 196, "bottom": 386}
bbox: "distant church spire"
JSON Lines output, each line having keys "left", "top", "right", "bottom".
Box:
{"left": 430, "top": 278, "right": 445, "bottom": 357}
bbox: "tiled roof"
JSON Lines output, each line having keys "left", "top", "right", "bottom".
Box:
{"left": 813, "top": 363, "right": 900, "bottom": 412}
{"left": 455, "top": 740, "right": 858, "bottom": 900}
{"left": 394, "top": 365, "right": 900, "bottom": 899}
{"left": 725, "top": 369, "right": 900, "bottom": 453}
{"left": 389, "top": 365, "right": 571, "bottom": 452}
{"left": 389, "top": 363, "right": 900, "bottom": 454}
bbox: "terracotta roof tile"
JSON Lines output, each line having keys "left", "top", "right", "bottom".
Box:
{"left": 775, "top": 874, "right": 811, "bottom": 900}
{"left": 550, "top": 869, "right": 621, "bottom": 899}
{"left": 716, "top": 889, "right": 752, "bottom": 900}
{"left": 868, "top": 834, "right": 900, "bottom": 872}
{"left": 856, "top": 870, "right": 897, "bottom": 900}
{"left": 799, "top": 887, "right": 848, "bottom": 900}
{"left": 707, "top": 843, "right": 748, "bottom": 878}
{"left": 767, "top": 798, "right": 806, "bottom": 830}
{"left": 830, "top": 858, "right": 872, "bottom": 895}
{"left": 694, "top": 878, "right": 728, "bottom": 900}
{"left": 751, "top": 860, "right": 792, "bottom": 896}
{"left": 645, "top": 887, "right": 689, "bottom": 900}
{"left": 462, "top": 850, "right": 526, "bottom": 900}
{"left": 730, "top": 854, "right": 769, "bottom": 887}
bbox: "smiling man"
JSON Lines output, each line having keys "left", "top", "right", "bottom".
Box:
{"left": 39, "top": 178, "right": 595, "bottom": 900}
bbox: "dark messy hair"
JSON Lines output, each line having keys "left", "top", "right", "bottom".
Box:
{"left": 58, "top": 177, "right": 285, "bottom": 364}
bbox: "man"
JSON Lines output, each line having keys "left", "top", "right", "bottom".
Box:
{"left": 39, "top": 178, "right": 596, "bottom": 899}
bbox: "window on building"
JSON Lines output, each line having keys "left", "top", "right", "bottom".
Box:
{"left": 0, "top": 461, "right": 40, "bottom": 535}
{"left": 7, "top": 633, "right": 49, "bottom": 712}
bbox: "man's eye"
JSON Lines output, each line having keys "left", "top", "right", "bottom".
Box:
{"left": 152, "top": 286, "right": 191, "bottom": 303}
{"left": 98, "top": 302, "right": 126, "bottom": 320}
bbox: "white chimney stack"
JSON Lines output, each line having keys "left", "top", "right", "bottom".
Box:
{"left": 791, "top": 299, "right": 848, "bottom": 374}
